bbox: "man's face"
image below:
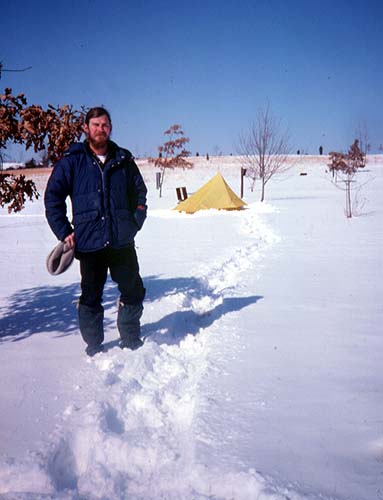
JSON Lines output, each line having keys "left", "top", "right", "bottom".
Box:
{"left": 84, "top": 114, "right": 112, "bottom": 150}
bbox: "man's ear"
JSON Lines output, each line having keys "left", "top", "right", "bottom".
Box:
{"left": 83, "top": 123, "right": 89, "bottom": 135}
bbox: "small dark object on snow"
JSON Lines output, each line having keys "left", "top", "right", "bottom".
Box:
{"left": 176, "top": 186, "right": 188, "bottom": 201}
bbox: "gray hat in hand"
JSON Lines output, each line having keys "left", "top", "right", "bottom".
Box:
{"left": 46, "top": 241, "right": 75, "bottom": 275}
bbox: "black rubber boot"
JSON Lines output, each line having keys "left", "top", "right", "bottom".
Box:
{"left": 117, "top": 302, "right": 144, "bottom": 350}
{"left": 78, "top": 303, "right": 104, "bottom": 356}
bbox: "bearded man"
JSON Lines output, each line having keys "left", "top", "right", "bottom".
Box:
{"left": 45, "top": 107, "right": 147, "bottom": 356}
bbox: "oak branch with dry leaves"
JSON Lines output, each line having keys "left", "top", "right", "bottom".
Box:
{"left": 328, "top": 139, "right": 366, "bottom": 218}
{"left": 0, "top": 87, "right": 85, "bottom": 213}
{"left": 150, "top": 124, "right": 192, "bottom": 197}
{"left": 0, "top": 173, "right": 39, "bottom": 213}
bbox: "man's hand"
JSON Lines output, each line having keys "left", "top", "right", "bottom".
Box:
{"left": 64, "top": 232, "right": 75, "bottom": 249}
{"left": 134, "top": 205, "right": 147, "bottom": 230}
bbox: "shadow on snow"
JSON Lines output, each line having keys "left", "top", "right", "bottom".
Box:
{"left": 0, "top": 275, "right": 262, "bottom": 345}
{"left": 0, "top": 282, "right": 82, "bottom": 342}
{"left": 141, "top": 295, "right": 263, "bottom": 346}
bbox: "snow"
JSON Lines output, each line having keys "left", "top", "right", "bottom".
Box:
{"left": 0, "top": 155, "right": 382, "bottom": 499}
{"left": 1, "top": 162, "right": 25, "bottom": 171}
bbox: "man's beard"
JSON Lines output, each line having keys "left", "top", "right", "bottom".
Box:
{"left": 88, "top": 133, "right": 109, "bottom": 150}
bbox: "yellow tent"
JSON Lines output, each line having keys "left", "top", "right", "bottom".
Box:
{"left": 174, "top": 172, "right": 246, "bottom": 214}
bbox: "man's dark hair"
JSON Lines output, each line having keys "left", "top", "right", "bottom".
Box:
{"left": 85, "top": 107, "right": 112, "bottom": 125}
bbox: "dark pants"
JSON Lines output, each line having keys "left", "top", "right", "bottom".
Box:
{"left": 76, "top": 246, "right": 145, "bottom": 349}
{"left": 77, "top": 246, "right": 145, "bottom": 308}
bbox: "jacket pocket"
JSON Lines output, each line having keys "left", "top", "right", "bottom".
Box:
{"left": 73, "top": 210, "right": 101, "bottom": 250}
{"left": 115, "top": 209, "right": 138, "bottom": 244}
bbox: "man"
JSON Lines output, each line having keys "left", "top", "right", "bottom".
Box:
{"left": 45, "top": 107, "right": 147, "bottom": 356}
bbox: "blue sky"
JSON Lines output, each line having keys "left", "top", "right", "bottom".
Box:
{"left": 2, "top": 0, "right": 382, "bottom": 160}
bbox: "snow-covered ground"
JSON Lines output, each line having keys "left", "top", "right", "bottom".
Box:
{"left": 0, "top": 155, "right": 382, "bottom": 499}
{"left": 1, "top": 162, "right": 25, "bottom": 171}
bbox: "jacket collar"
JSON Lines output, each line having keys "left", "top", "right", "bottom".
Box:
{"left": 64, "top": 141, "right": 133, "bottom": 162}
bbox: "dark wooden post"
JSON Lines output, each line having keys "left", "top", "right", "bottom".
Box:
{"left": 156, "top": 172, "right": 161, "bottom": 190}
{"left": 240, "top": 167, "right": 247, "bottom": 198}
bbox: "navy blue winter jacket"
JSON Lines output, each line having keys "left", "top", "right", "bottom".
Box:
{"left": 44, "top": 141, "right": 147, "bottom": 252}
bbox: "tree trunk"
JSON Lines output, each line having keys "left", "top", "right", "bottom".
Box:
{"left": 260, "top": 178, "right": 265, "bottom": 202}
{"left": 345, "top": 178, "right": 352, "bottom": 218}
{"left": 159, "top": 169, "right": 165, "bottom": 198}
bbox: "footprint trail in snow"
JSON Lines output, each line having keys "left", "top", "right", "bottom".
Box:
{"left": 0, "top": 205, "right": 319, "bottom": 499}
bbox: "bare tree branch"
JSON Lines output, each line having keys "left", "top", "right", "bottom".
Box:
{"left": 0, "top": 62, "right": 32, "bottom": 79}
{"left": 238, "top": 106, "right": 291, "bottom": 201}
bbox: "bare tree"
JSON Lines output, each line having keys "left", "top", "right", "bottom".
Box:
{"left": 238, "top": 106, "right": 291, "bottom": 201}
{"left": 328, "top": 139, "right": 366, "bottom": 218}
{"left": 150, "top": 124, "right": 192, "bottom": 197}
{"left": 213, "top": 145, "right": 222, "bottom": 157}
{"left": 355, "top": 122, "right": 371, "bottom": 157}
